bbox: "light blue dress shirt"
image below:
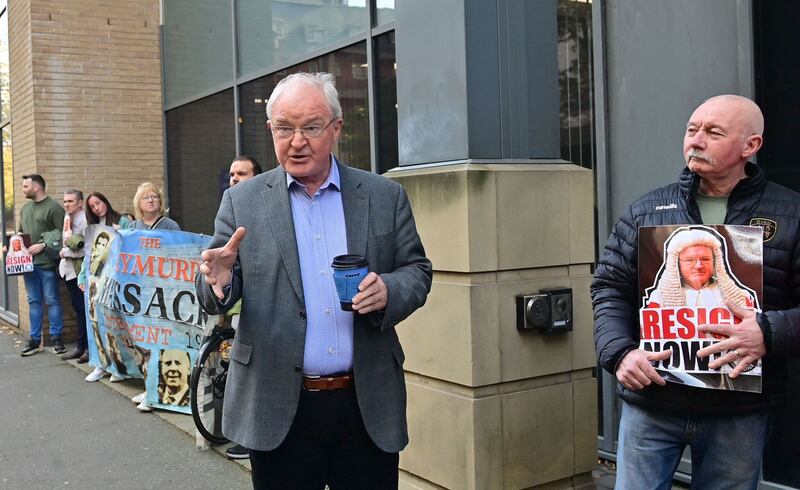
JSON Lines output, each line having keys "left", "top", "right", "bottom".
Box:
{"left": 287, "top": 157, "right": 354, "bottom": 375}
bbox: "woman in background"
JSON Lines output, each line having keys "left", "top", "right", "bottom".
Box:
{"left": 129, "top": 183, "right": 180, "bottom": 412}
{"left": 132, "top": 183, "right": 180, "bottom": 231}
{"left": 85, "top": 191, "right": 132, "bottom": 229}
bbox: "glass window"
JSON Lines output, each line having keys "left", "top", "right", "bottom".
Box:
{"left": 2, "top": 125, "right": 12, "bottom": 237}
{"left": 374, "top": 31, "right": 397, "bottom": 174}
{"left": 0, "top": 4, "right": 16, "bottom": 318}
{"left": 239, "top": 42, "right": 370, "bottom": 173}
{"left": 2, "top": 124, "right": 16, "bottom": 316}
{"left": 163, "top": 0, "right": 233, "bottom": 106}
{"left": 0, "top": 5, "right": 8, "bottom": 125}
{"left": 166, "top": 90, "right": 236, "bottom": 235}
{"left": 236, "top": 0, "right": 367, "bottom": 78}
{"left": 557, "top": 0, "right": 594, "bottom": 169}
{"left": 375, "top": 0, "right": 395, "bottom": 27}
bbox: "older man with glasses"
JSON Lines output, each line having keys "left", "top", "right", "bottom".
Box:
{"left": 196, "top": 72, "right": 432, "bottom": 489}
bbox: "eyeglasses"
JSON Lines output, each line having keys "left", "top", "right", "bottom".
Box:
{"left": 142, "top": 194, "right": 160, "bottom": 201}
{"left": 269, "top": 119, "right": 337, "bottom": 140}
{"left": 679, "top": 257, "right": 712, "bottom": 265}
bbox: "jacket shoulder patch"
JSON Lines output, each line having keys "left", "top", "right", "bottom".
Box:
{"left": 749, "top": 217, "right": 777, "bottom": 242}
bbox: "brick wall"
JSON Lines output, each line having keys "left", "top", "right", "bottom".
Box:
{"left": 8, "top": 0, "right": 163, "bottom": 342}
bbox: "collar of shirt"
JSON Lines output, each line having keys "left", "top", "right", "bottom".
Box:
{"left": 285, "top": 155, "right": 341, "bottom": 195}
{"left": 682, "top": 282, "right": 723, "bottom": 307}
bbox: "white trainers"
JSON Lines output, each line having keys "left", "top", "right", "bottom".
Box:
{"left": 109, "top": 373, "right": 125, "bottom": 383}
{"left": 85, "top": 367, "right": 107, "bottom": 382}
{"left": 131, "top": 392, "right": 146, "bottom": 404}
{"left": 137, "top": 400, "right": 153, "bottom": 412}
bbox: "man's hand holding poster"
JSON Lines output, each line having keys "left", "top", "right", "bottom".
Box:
{"left": 638, "top": 225, "right": 763, "bottom": 393}
{"left": 84, "top": 225, "right": 212, "bottom": 413}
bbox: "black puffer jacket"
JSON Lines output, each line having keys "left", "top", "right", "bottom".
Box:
{"left": 592, "top": 163, "right": 800, "bottom": 414}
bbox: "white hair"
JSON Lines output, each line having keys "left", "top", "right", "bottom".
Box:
{"left": 266, "top": 72, "right": 342, "bottom": 120}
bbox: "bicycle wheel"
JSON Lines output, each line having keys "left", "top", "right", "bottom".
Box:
{"left": 191, "top": 328, "right": 235, "bottom": 445}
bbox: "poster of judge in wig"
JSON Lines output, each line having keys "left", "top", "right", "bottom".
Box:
{"left": 638, "top": 225, "right": 763, "bottom": 392}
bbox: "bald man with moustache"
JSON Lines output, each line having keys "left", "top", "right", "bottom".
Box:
{"left": 592, "top": 95, "right": 800, "bottom": 488}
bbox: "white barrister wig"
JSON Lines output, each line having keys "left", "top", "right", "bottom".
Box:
{"left": 652, "top": 228, "right": 752, "bottom": 307}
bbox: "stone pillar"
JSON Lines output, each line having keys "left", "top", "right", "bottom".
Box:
{"left": 390, "top": 1, "right": 597, "bottom": 488}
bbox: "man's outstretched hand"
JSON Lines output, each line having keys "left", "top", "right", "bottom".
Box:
{"left": 199, "top": 227, "right": 246, "bottom": 300}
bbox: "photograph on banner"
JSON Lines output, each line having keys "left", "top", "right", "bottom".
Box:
{"left": 5, "top": 233, "right": 33, "bottom": 275}
{"left": 84, "top": 225, "right": 123, "bottom": 375}
{"left": 638, "top": 224, "right": 763, "bottom": 392}
{"left": 84, "top": 225, "right": 212, "bottom": 413}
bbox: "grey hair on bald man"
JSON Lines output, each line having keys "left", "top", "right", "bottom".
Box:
{"left": 266, "top": 72, "right": 342, "bottom": 120}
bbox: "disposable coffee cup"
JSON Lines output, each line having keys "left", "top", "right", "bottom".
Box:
{"left": 331, "top": 254, "right": 369, "bottom": 311}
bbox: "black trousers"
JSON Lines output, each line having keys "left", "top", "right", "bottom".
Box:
{"left": 65, "top": 278, "right": 87, "bottom": 351}
{"left": 249, "top": 387, "right": 399, "bottom": 490}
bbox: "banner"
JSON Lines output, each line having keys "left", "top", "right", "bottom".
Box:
{"left": 84, "top": 225, "right": 212, "bottom": 413}
{"left": 638, "top": 225, "right": 763, "bottom": 392}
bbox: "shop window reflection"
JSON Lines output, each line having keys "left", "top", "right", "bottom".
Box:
{"left": 240, "top": 42, "right": 370, "bottom": 172}
{"left": 0, "top": 4, "right": 9, "bottom": 124}
{"left": 166, "top": 90, "right": 236, "bottom": 235}
{"left": 2, "top": 125, "right": 12, "bottom": 238}
{"left": 237, "top": 0, "right": 367, "bottom": 79}
{"left": 163, "top": 0, "right": 233, "bottom": 106}
{"left": 375, "top": 31, "right": 397, "bottom": 174}
{"left": 557, "top": 0, "right": 594, "bottom": 169}
{"left": 375, "top": 0, "right": 395, "bottom": 27}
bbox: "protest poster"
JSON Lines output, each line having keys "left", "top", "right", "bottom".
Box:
{"left": 638, "top": 225, "right": 763, "bottom": 393}
{"left": 5, "top": 233, "right": 33, "bottom": 275}
{"left": 84, "top": 225, "right": 212, "bottom": 413}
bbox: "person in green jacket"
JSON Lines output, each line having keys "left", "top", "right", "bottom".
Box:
{"left": 19, "top": 174, "right": 66, "bottom": 356}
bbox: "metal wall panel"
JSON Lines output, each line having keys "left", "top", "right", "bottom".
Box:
{"left": 601, "top": 0, "right": 748, "bottom": 233}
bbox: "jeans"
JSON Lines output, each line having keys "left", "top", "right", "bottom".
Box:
{"left": 23, "top": 266, "right": 63, "bottom": 342}
{"left": 65, "top": 278, "right": 87, "bottom": 351}
{"left": 616, "top": 400, "right": 768, "bottom": 490}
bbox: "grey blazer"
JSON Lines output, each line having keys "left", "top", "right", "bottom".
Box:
{"left": 196, "top": 161, "right": 432, "bottom": 452}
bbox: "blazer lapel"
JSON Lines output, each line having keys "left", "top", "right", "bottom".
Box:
{"left": 261, "top": 169, "right": 304, "bottom": 304}
{"left": 339, "top": 163, "right": 369, "bottom": 258}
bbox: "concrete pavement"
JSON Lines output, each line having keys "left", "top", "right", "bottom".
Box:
{"left": 0, "top": 320, "right": 693, "bottom": 490}
{"left": 0, "top": 323, "right": 251, "bottom": 489}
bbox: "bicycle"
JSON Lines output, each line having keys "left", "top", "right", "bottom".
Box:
{"left": 190, "top": 324, "right": 235, "bottom": 445}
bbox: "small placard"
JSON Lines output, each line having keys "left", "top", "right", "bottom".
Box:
{"left": 6, "top": 233, "right": 34, "bottom": 275}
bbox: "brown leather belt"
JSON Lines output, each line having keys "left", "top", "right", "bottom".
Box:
{"left": 302, "top": 374, "right": 353, "bottom": 391}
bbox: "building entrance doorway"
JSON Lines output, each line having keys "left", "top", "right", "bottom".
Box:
{"left": 754, "top": 1, "right": 800, "bottom": 488}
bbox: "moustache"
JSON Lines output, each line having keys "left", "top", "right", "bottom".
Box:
{"left": 686, "top": 149, "right": 712, "bottom": 164}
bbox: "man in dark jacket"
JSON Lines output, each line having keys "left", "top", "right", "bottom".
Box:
{"left": 592, "top": 94, "right": 800, "bottom": 489}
